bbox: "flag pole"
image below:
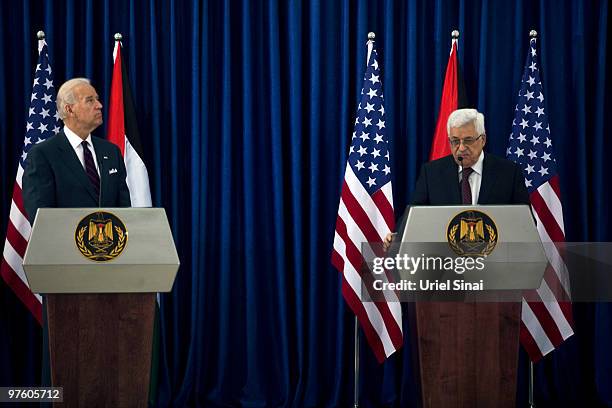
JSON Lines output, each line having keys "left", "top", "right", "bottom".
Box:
{"left": 352, "top": 32, "right": 377, "bottom": 408}
{"left": 527, "top": 30, "right": 538, "bottom": 408}
{"left": 353, "top": 315, "right": 360, "bottom": 408}
{"left": 529, "top": 360, "right": 535, "bottom": 407}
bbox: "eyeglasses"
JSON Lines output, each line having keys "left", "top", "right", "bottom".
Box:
{"left": 448, "top": 135, "right": 483, "bottom": 147}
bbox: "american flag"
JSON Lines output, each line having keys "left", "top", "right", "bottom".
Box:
{"left": 0, "top": 37, "right": 60, "bottom": 324}
{"left": 331, "top": 39, "right": 403, "bottom": 362}
{"left": 506, "top": 36, "right": 574, "bottom": 361}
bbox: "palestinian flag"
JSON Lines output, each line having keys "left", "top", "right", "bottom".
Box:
{"left": 107, "top": 38, "right": 152, "bottom": 206}
{"left": 429, "top": 32, "right": 468, "bottom": 160}
{"left": 107, "top": 36, "right": 159, "bottom": 406}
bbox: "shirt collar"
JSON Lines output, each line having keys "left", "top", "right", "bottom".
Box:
{"left": 457, "top": 150, "right": 485, "bottom": 175}
{"left": 64, "top": 125, "right": 93, "bottom": 149}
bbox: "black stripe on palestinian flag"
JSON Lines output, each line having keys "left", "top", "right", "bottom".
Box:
{"left": 120, "top": 50, "right": 146, "bottom": 161}
{"left": 456, "top": 52, "right": 468, "bottom": 109}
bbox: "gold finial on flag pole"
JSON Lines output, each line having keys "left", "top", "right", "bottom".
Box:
{"left": 368, "top": 32, "right": 376, "bottom": 40}
{"left": 529, "top": 30, "right": 538, "bottom": 38}
{"left": 114, "top": 33, "right": 123, "bottom": 41}
{"left": 452, "top": 30, "right": 460, "bottom": 39}
{"left": 37, "top": 31, "right": 45, "bottom": 40}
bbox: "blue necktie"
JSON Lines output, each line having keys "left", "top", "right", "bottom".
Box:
{"left": 82, "top": 140, "right": 100, "bottom": 197}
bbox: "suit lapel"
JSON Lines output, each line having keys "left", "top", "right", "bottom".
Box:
{"left": 443, "top": 156, "right": 462, "bottom": 204}
{"left": 478, "top": 153, "right": 494, "bottom": 204}
{"left": 56, "top": 132, "right": 98, "bottom": 202}
{"left": 92, "top": 137, "right": 109, "bottom": 206}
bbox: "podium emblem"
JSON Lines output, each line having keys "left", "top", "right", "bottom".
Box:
{"left": 447, "top": 210, "right": 498, "bottom": 256}
{"left": 75, "top": 211, "right": 128, "bottom": 262}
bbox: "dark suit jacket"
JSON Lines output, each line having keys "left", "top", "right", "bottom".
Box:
{"left": 22, "top": 131, "right": 131, "bottom": 222}
{"left": 396, "top": 153, "right": 529, "bottom": 238}
{"left": 411, "top": 153, "right": 529, "bottom": 205}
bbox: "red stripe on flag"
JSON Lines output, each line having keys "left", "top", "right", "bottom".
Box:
{"left": 558, "top": 301, "right": 574, "bottom": 327}
{"left": 334, "top": 217, "right": 403, "bottom": 350}
{"left": 525, "top": 299, "right": 564, "bottom": 347}
{"left": 542, "top": 262, "right": 574, "bottom": 326}
{"left": 530, "top": 190, "right": 565, "bottom": 242}
{"left": 330, "top": 247, "right": 344, "bottom": 275}
{"left": 341, "top": 182, "right": 382, "bottom": 242}
{"left": 12, "top": 183, "right": 28, "bottom": 219}
{"left": 548, "top": 175, "right": 562, "bottom": 202}
{"left": 519, "top": 322, "right": 543, "bottom": 363}
{"left": 371, "top": 189, "right": 395, "bottom": 231}
{"left": 542, "top": 264, "right": 570, "bottom": 303}
{"left": 0, "top": 260, "right": 42, "bottom": 325}
{"left": 6, "top": 221, "right": 28, "bottom": 258}
{"left": 333, "top": 217, "right": 368, "bottom": 274}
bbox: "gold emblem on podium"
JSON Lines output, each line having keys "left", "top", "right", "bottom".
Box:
{"left": 447, "top": 210, "right": 498, "bottom": 256}
{"left": 75, "top": 211, "right": 128, "bottom": 262}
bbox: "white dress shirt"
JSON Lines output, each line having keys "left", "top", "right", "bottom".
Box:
{"left": 457, "top": 150, "right": 484, "bottom": 205}
{"left": 63, "top": 126, "right": 100, "bottom": 176}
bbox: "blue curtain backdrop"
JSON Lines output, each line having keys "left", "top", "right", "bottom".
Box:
{"left": 1, "top": 0, "right": 610, "bottom": 406}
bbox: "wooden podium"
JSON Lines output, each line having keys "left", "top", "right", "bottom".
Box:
{"left": 23, "top": 208, "right": 179, "bottom": 407}
{"left": 413, "top": 301, "right": 521, "bottom": 407}
{"left": 398, "top": 205, "right": 547, "bottom": 407}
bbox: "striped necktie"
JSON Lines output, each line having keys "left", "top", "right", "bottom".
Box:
{"left": 81, "top": 140, "right": 100, "bottom": 197}
{"left": 461, "top": 167, "right": 473, "bottom": 205}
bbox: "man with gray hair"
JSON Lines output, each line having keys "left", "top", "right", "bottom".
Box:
{"left": 385, "top": 108, "right": 528, "bottom": 247}
{"left": 23, "top": 77, "right": 130, "bottom": 222}
{"left": 410, "top": 108, "right": 528, "bottom": 205}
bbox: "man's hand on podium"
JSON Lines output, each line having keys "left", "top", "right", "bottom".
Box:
{"left": 383, "top": 232, "right": 396, "bottom": 251}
